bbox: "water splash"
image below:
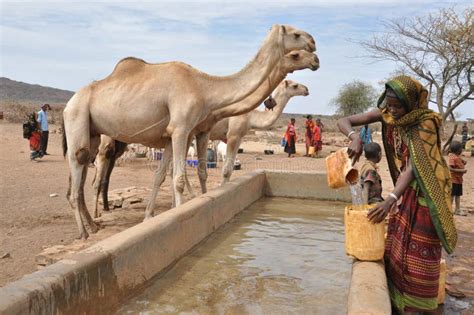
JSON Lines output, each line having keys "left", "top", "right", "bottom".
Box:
{"left": 349, "top": 184, "right": 367, "bottom": 211}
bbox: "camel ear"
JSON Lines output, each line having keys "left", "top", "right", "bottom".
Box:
{"left": 284, "top": 80, "right": 289, "bottom": 87}
{"left": 281, "top": 25, "right": 287, "bottom": 34}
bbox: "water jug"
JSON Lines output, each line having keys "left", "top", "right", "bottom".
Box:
{"left": 326, "top": 148, "right": 359, "bottom": 188}
{"left": 308, "top": 145, "right": 316, "bottom": 156}
{"left": 345, "top": 205, "right": 385, "bottom": 261}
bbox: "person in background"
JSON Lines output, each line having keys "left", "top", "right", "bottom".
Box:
{"left": 359, "top": 142, "right": 383, "bottom": 204}
{"left": 304, "top": 115, "right": 315, "bottom": 156}
{"left": 337, "top": 75, "right": 456, "bottom": 313}
{"left": 359, "top": 124, "right": 373, "bottom": 145}
{"left": 461, "top": 122, "right": 468, "bottom": 148}
{"left": 284, "top": 118, "right": 297, "bottom": 158}
{"left": 448, "top": 141, "right": 467, "bottom": 216}
{"left": 37, "top": 104, "right": 51, "bottom": 155}
{"left": 315, "top": 118, "right": 323, "bottom": 152}
{"left": 311, "top": 121, "right": 321, "bottom": 157}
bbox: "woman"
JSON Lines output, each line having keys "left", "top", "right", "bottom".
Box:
{"left": 284, "top": 118, "right": 297, "bottom": 157}
{"left": 311, "top": 122, "right": 321, "bottom": 157}
{"left": 337, "top": 75, "right": 456, "bottom": 313}
{"left": 305, "top": 115, "right": 315, "bottom": 156}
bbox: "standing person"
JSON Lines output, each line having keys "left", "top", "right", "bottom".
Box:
{"left": 284, "top": 118, "right": 297, "bottom": 158}
{"left": 315, "top": 118, "right": 324, "bottom": 152}
{"left": 304, "top": 115, "right": 315, "bottom": 156}
{"left": 448, "top": 141, "right": 467, "bottom": 216}
{"left": 311, "top": 121, "right": 321, "bottom": 157}
{"left": 37, "top": 104, "right": 51, "bottom": 155}
{"left": 359, "top": 124, "right": 373, "bottom": 145}
{"left": 461, "top": 122, "right": 468, "bottom": 148}
{"left": 337, "top": 75, "right": 456, "bottom": 313}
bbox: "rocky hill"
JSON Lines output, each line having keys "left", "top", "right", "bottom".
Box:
{"left": 0, "top": 77, "right": 74, "bottom": 105}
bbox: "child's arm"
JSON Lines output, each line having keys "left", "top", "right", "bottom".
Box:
{"left": 449, "top": 166, "right": 467, "bottom": 173}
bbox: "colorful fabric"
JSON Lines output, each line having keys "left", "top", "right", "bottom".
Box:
{"left": 385, "top": 182, "right": 442, "bottom": 312}
{"left": 359, "top": 160, "right": 383, "bottom": 203}
{"left": 305, "top": 119, "right": 315, "bottom": 137}
{"left": 378, "top": 75, "right": 456, "bottom": 254}
{"left": 360, "top": 127, "right": 372, "bottom": 144}
{"left": 312, "top": 125, "right": 321, "bottom": 142}
{"left": 29, "top": 131, "right": 41, "bottom": 152}
{"left": 448, "top": 153, "right": 465, "bottom": 184}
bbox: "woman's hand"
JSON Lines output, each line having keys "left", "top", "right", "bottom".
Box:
{"left": 347, "top": 135, "right": 363, "bottom": 165}
{"left": 367, "top": 198, "right": 397, "bottom": 224}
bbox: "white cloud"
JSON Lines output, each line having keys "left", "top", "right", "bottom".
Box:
{"left": 1, "top": 0, "right": 472, "bottom": 119}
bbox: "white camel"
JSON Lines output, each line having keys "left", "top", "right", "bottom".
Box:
{"left": 92, "top": 49, "right": 319, "bottom": 220}
{"left": 210, "top": 79, "right": 309, "bottom": 184}
{"left": 63, "top": 25, "right": 316, "bottom": 239}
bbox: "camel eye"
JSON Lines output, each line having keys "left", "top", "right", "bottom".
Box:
{"left": 291, "top": 53, "right": 299, "bottom": 59}
{"left": 293, "top": 85, "right": 298, "bottom": 89}
{"left": 294, "top": 33, "right": 301, "bottom": 38}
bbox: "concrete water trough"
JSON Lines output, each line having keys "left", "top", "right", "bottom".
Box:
{"left": 0, "top": 170, "right": 391, "bottom": 314}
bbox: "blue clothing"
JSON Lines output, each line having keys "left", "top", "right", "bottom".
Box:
{"left": 37, "top": 110, "right": 48, "bottom": 131}
{"left": 360, "top": 127, "right": 372, "bottom": 145}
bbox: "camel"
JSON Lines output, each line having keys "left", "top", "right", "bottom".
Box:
{"left": 209, "top": 79, "right": 309, "bottom": 184}
{"left": 63, "top": 25, "right": 316, "bottom": 239}
{"left": 92, "top": 50, "right": 318, "bottom": 219}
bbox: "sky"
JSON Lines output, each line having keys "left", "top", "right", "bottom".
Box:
{"left": 1, "top": 0, "right": 472, "bottom": 119}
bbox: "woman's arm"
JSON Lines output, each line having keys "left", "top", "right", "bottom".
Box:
{"left": 449, "top": 167, "right": 467, "bottom": 173}
{"left": 367, "top": 160, "right": 415, "bottom": 223}
{"left": 337, "top": 109, "right": 383, "bottom": 164}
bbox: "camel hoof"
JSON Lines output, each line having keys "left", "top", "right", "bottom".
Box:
{"left": 88, "top": 222, "right": 100, "bottom": 234}
{"left": 76, "top": 231, "right": 89, "bottom": 240}
{"left": 143, "top": 214, "right": 153, "bottom": 222}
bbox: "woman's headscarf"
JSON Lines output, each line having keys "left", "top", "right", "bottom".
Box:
{"left": 379, "top": 75, "right": 457, "bottom": 254}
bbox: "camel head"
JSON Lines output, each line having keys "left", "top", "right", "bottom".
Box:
{"left": 283, "top": 50, "right": 320, "bottom": 73}
{"left": 274, "top": 24, "right": 316, "bottom": 54}
{"left": 280, "top": 80, "right": 310, "bottom": 97}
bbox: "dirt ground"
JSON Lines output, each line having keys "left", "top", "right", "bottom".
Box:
{"left": 0, "top": 121, "right": 473, "bottom": 313}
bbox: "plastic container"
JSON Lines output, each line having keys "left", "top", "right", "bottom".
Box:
{"left": 326, "top": 148, "right": 359, "bottom": 188}
{"left": 308, "top": 146, "right": 316, "bottom": 156}
{"left": 345, "top": 205, "right": 385, "bottom": 261}
{"left": 438, "top": 258, "right": 446, "bottom": 304}
{"left": 186, "top": 160, "right": 198, "bottom": 167}
{"left": 207, "top": 148, "right": 216, "bottom": 162}
{"left": 207, "top": 162, "right": 217, "bottom": 169}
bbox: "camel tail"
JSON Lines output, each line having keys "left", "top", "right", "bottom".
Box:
{"left": 62, "top": 121, "right": 67, "bottom": 158}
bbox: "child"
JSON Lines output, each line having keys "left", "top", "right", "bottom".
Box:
{"left": 448, "top": 141, "right": 467, "bottom": 216}
{"left": 359, "top": 142, "right": 383, "bottom": 204}
{"left": 23, "top": 112, "right": 43, "bottom": 160}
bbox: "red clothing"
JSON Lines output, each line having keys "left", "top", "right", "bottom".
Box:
{"left": 285, "top": 123, "right": 297, "bottom": 142}
{"left": 29, "top": 131, "right": 41, "bottom": 151}
{"left": 311, "top": 125, "right": 321, "bottom": 142}
{"left": 448, "top": 153, "right": 464, "bottom": 184}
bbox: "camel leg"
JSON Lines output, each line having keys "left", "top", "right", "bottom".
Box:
{"left": 195, "top": 132, "right": 209, "bottom": 194}
{"left": 221, "top": 135, "right": 242, "bottom": 185}
{"left": 67, "top": 163, "right": 89, "bottom": 240}
{"left": 144, "top": 142, "right": 172, "bottom": 220}
{"left": 77, "top": 135, "right": 100, "bottom": 233}
{"left": 101, "top": 141, "right": 127, "bottom": 213}
{"left": 92, "top": 148, "right": 109, "bottom": 218}
{"left": 184, "top": 136, "right": 197, "bottom": 198}
{"left": 171, "top": 131, "right": 189, "bottom": 206}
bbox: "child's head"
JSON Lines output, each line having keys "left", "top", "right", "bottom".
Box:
{"left": 449, "top": 141, "right": 463, "bottom": 155}
{"left": 364, "top": 142, "right": 382, "bottom": 163}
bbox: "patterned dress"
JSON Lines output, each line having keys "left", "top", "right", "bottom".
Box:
{"left": 384, "top": 124, "right": 442, "bottom": 312}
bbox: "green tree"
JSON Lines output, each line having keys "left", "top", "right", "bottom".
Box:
{"left": 332, "top": 80, "right": 377, "bottom": 116}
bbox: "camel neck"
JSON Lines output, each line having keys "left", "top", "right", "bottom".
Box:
{"left": 200, "top": 26, "right": 284, "bottom": 110}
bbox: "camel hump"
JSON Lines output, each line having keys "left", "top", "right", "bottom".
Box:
{"left": 111, "top": 57, "right": 148, "bottom": 75}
